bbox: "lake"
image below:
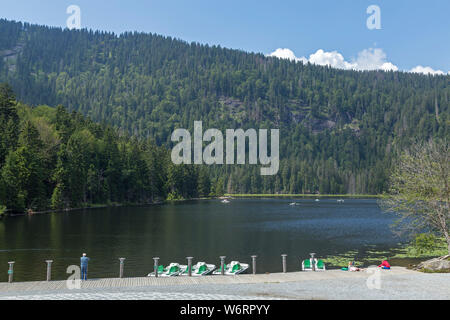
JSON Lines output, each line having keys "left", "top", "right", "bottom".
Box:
{"left": 0, "top": 198, "right": 404, "bottom": 282}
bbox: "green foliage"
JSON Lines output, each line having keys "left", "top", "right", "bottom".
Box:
{"left": 0, "top": 86, "right": 209, "bottom": 213}
{"left": 166, "top": 163, "right": 199, "bottom": 199}
{"left": 197, "top": 168, "right": 211, "bottom": 197}
{"left": 50, "top": 183, "right": 65, "bottom": 210}
{"left": 392, "top": 237, "right": 448, "bottom": 259}
{"left": 322, "top": 250, "right": 365, "bottom": 268}
{"left": 1, "top": 147, "right": 28, "bottom": 211}
{"left": 414, "top": 233, "right": 438, "bottom": 254}
{"left": 0, "top": 83, "right": 19, "bottom": 166}
{"left": 380, "top": 140, "right": 450, "bottom": 255}
{"left": 166, "top": 191, "right": 183, "bottom": 201}
{"left": 0, "top": 204, "right": 6, "bottom": 217}
{"left": 418, "top": 268, "right": 450, "bottom": 273}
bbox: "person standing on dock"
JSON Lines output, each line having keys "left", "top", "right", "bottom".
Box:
{"left": 80, "top": 253, "right": 90, "bottom": 280}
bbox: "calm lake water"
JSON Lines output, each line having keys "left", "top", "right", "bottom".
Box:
{"left": 0, "top": 198, "right": 404, "bottom": 282}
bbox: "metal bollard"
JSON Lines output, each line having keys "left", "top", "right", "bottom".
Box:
{"left": 220, "top": 256, "right": 226, "bottom": 275}
{"left": 45, "top": 260, "right": 53, "bottom": 281}
{"left": 8, "top": 261, "right": 14, "bottom": 283}
{"left": 119, "top": 258, "right": 125, "bottom": 278}
{"left": 153, "top": 257, "right": 160, "bottom": 278}
{"left": 310, "top": 253, "right": 316, "bottom": 271}
{"left": 251, "top": 255, "right": 257, "bottom": 275}
{"left": 186, "top": 257, "right": 193, "bottom": 277}
{"left": 281, "top": 254, "right": 287, "bottom": 273}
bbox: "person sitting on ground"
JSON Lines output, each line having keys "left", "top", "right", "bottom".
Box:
{"left": 378, "top": 260, "right": 391, "bottom": 269}
{"left": 348, "top": 261, "right": 360, "bottom": 271}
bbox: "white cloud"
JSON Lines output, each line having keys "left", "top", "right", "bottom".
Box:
{"left": 409, "top": 65, "right": 446, "bottom": 75}
{"left": 269, "top": 48, "right": 449, "bottom": 75}
{"left": 268, "top": 47, "right": 399, "bottom": 72}
{"left": 308, "top": 49, "right": 355, "bottom": 70}
{"left": 267, "top": 48, "right": 307, "bottom": 63}
{"left": 353, "top": 48, "right": 398, "bottom": 71}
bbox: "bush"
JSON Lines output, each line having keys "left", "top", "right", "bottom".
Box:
{"left": 167, "top": 191, "right": 183, "bottom": 201}
{"left": 0, "top": 204, "right": 6, "bottom": 217}
{"left": 414, "top": 233, "right": 438, "bottom": 254}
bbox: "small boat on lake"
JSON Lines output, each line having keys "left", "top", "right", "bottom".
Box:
{"left": 221, "top": 199, "right": 230, "bottom": 204}
{"left": 212, "top": 261, "right": 249, "bottom": 275}
{"left": 337, "top": 199, "right": 345, "bottom": 203}
{"left": 180, "top": 262, "right": 216, "bottom": 276}
{"left": 148, "top": 262, "right": 182, "bottom": 277}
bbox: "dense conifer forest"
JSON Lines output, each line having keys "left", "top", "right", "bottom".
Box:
{"left": 0, "top": 83, "right": 219, "bottom": 213}
{"left": 0, "top": 19, "right": 448, "bottom": 212}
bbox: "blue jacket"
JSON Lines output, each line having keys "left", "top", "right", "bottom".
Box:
{"left": 80, "top": 256, "right": 90, "bottom": 267}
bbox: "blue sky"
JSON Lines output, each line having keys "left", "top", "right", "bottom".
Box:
{"left": 1, "top": 0, "right": 449, "bottom": 73}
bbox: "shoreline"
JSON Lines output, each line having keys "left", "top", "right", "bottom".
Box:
{"left": 5, "top": 201, "right": 166, "bottom": 218}
{"left": 3, "top": 197, "right": 219, "bottom": 218}
{"left": 2, "top": 195, "right": 381, "bottom": 217}
{"left": 226, "top": 194, "right": 380, "bottom": 198}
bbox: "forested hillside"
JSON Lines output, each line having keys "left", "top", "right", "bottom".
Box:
{"left": 0, "top": 84, "right": 219, "bottom": 213}
{"left": 0, "top": 19, "right": 448, "bottom": 196}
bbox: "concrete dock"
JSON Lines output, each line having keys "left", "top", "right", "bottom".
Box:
{"left": 0, "top": 267, "right": 449, "bottom": 300}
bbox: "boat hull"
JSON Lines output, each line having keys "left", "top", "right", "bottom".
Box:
{"left": 179, "top": 264, "right": 216, "bottom": 276}
{"left": 212, "top": 263, "right": 249, "bottom": 275}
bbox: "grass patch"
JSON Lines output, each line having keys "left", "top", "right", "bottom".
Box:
{"left": 418, "top": 268, "right": 450, "bottom": 273}
{"left": 391, "top": 237, "right": 448, "bottom": 259}
{"left": 322, "top": 250, "right": 370, "bottom": 268}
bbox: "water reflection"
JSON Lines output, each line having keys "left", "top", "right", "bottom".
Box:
{"left": 0, "top": 198, "right": 401, "bottom": 282}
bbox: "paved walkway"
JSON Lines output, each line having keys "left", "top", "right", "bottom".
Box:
{"left": 0, "top": 267, "right": 448, "bottom": 300}
{"left": 0, "top": 291, "right": 276, "bottom": 300}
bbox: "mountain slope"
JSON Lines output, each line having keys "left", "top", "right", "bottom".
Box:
{"left": 0, "top": 19, "right": 448, "bottom": 194}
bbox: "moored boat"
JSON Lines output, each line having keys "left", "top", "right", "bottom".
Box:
{"left": 147, "top": 262, "right": 182, "bottom": 277}
{"left": 212, "top": 261, "right": 249, "bottom": 275}
{"left": 180, "top": 262, "right": 216, "bottom": 276}
{"left": 301, "top": 258, "right": 326, "bottom": 271}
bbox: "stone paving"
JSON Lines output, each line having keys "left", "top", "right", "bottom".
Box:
{"left": 0, "top": 267, "right": 448, "bottom": 300}
{"left": 0, "top": 291, "right": 280, "bottom": 300}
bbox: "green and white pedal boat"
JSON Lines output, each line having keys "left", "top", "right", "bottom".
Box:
{"left": 301, "top": 258, "right": 326, "bottom": 271}
{"left": 147, "top": 262, "right": 182, "bottom": 277}
{"left": 212, "top": 261, "right": 249, "bottom": 275}
{"left": 179, "top": 262, "right": 216, "bottom": 276}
